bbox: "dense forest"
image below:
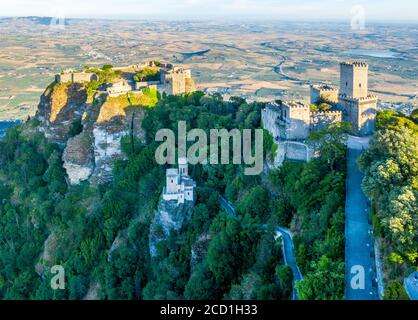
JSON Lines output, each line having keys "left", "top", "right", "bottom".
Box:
{"left": 0, "top": 91, "right": 347, "bottom": 300}
{"left": 358, "top": 109, "right": 418, "bottom": 300}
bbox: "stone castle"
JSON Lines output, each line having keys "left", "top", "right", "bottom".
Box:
{"left": 55, "top": 71, "right": 99, "bottom": 83}
{"left": 338, "top": 62, "right": 378, "bottom": 135}
{"left": 262, "top": 61, "right": 378, "bottom": 142}
{"left": 162, "top": 158, "right": 196, "bottom": 205}
{"left": 55, "top": 61, "right": 196, "bottom": 97}
{"left": 134, "top": 63, "right": 196, "bottom": 96}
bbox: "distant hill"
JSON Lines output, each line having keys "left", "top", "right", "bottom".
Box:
{"left": 0, "top": 16, "right": 70, "bottom": 26}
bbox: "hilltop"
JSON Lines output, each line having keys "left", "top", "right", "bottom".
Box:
{"left": 34, "top": 62, "right": 194, "bottom": 184}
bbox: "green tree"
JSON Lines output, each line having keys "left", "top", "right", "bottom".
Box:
{"left": 275, "top": 264, "right": 293, "bottom": 299}
{"left": 296, "top": 255, "right": 344, "bottom": 300}
{"left": 384, "top": 281, "right": 410, "bottom": 300}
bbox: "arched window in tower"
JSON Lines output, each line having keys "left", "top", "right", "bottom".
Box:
{"left": 359, "top": 83, "right": 362, "bottom": 88}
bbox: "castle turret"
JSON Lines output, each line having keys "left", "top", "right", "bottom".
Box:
{"left": 340, "top": 61, "right": 369, "bottom": 99}
{"left": 178, "top": 157, "right": 188, "bottom": 176}
{"left": 262, "top": 101, "right": 310, "bottom": 141}
{"left": 338, "top": 61, "right": 377, "bottom": 136}
{"left": 166, "top": 168, "right": 179, "bottom": 194}
{"left": 280, "top": 101, "right": 310, "bottom": 141}
{"left": 310, "top": 84, "right": 339, "bottom": 105}
{"left": 159, "top": 66, "right": 196, "bottom": 95}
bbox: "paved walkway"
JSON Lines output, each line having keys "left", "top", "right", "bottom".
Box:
{"left": 275, "top": 227, "right": 303, "bottom": 300}
{"left": 345, "top": 144, "right": 379, "bottom": 300}
{"left": 219, "top": 196, "right": 235, "bottom": 218}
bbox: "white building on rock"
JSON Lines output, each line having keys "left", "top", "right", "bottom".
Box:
{"left": 162, "top": 158, "right": 196, "bottom": 204}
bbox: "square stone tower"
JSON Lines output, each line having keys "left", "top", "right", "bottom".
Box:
{"left": 338, "top": 61, "right": 378, "bottom": 136}
{"left": 340, "top": 61, "right": 369, "bottom": 98}
{"left": 310, "top": 84, "right": 339, "bottom": 105}
{"left": 278, "top": 101, "right": 310, "bottom": 141}
{"left": 160, "top": 67, "right": 196, "bottom": 95}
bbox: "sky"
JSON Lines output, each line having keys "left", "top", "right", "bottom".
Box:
{"left": 1, "top": 0, "right": 417, "bottom": 22}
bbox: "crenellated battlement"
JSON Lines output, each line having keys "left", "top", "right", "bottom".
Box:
{"left": 310, "top": 84, "right": 338, "bottom": 92}
{"left": 310, "top": 110, "right": 342, "bottom": 117}
{"left": 310, "top": 109, "right": 342, "bottom": 132}
{"left": 341, "top": 61, "right": 368, "bottom": 68}
{"left": 282, "top": 101, "right": 309, "bottom": 109}
{"left": 265, "top": 101, "right": 282, "bottom": 111}
{"left": 339, "top": 93, "right": 378, "bottom": 102}
{"left": 310, "top": 84, "right": 339, "bottom": 104}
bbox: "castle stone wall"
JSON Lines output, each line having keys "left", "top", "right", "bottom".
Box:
{"left": 310, "top": 85, "right": 339, "bottom": 104}
{"left": 135, "top": 81, "right": 160, "bottom": 90}
{"left": 185, "top": 78, "right": 196, "bottom": 93}
{"left": 310, "top": 110, "right": 342, "bottom": 131}
{"left": 171, "top": 73, "right": 187, "bottom": 95}
{"left": 56, "top": 73, "right": 72, "bottom": 83}
{"left": 261, "top": 104, "right": 281, "bottom": 139}
{"left": 285, "top": 143, "right": 310, "bottom": 161}
{"left": 73, "top": 73, "right": 98, "bottom": 83}
{"left": 357, "top": 98, "right": 378, "bottom": 136}
{"left": 276, "top": 141, "right": 314, "bottom": 165}
{"left": 56, "top": 72, "right": 98, "bottom": 84}
{"left": 340, "top": 95, "right": 377, "bottom": 136}
{"left": 284, "top": 101, "right": 310, "bottom": 140}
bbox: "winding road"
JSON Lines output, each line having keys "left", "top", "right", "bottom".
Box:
{"left": 219, "top": 196, "right": 236, "bottom": 218}
{"left": 275, "top": 227, "right": 303, "bottom": 300}
{"left": 219, "top": 196, "right": 302, "bottom": 300}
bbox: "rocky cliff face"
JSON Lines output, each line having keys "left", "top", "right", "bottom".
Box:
{"left": 190, "top": 232, "right": 212, "bottom": 272}
{"left": 35, "top": 82, "right": 146, "bottom": 185}
{"left": 149, "top": 200, "right": 194, "bottom": 257}
{"left": 62, "top": 130, "right": 94, "bottom": 185}
{"left": 36, "top": 83, "right": 88, "bottom": 144}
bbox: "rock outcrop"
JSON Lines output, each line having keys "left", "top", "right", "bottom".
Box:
{"left": 35, "top": 82, "right": 147, "bottom": 185}
{"left": 36, "top": 82, "right": 88, "bottom": 144}
{"left": 62, "top": 131, "right": 94, "bottom": 185}
{"left": 149, "top": 200, "right": 194, "bottom": 257}
{"left": 190, "top": 233, "right": 212, "bottom": 271}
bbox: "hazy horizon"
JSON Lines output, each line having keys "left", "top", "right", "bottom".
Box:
{"left": 2, "top": 16, "right": 418, "bottom": 25}
{"left": 1, "top": 0, "right": 418, "bottom": 23}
